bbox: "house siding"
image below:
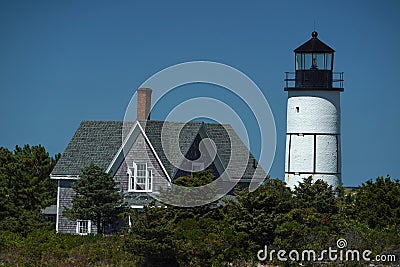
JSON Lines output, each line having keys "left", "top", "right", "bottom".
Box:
{"left": 57, "top": 180, "right": 97, "bottom": 234}
{"left": 56, "top": 132, "right": 169, "bottom": 233}
{"left": 114, "top": 132, "right": 170, "bottom": 194}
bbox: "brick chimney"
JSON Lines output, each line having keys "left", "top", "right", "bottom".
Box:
{"left": 137, "top": 88, "right": 152, "bottom": 121}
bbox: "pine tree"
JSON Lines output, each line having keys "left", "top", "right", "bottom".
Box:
{"left": 64, "top": 163, "right": 123, "bottom": 234}
{"left": 0, "top": 145, "right": 59, "bottom": 234}
{"left": 351, "top": 176, "right": 400, "bottom": 229}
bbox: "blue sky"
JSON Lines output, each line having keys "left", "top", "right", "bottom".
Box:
{"left": 1, "top": 0, "right": 399, "bottom": 186}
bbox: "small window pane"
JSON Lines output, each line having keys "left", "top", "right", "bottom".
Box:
{"left": 129, "top": 167, "right": 135, "bottom": 190}
{"left": 136, "top": 183, "right": 145, "bottom": 190}
{"left": 296, "top": 54, "right": 302, "bottom": 70}
{"left": 316, "top": 54, "right": 324, "bottom": 69}
{"left": 78, "top": 220, "right": 89, "bottom": 234}
{"left": 304, "top": 54, "right": 312, "bottom": 69}
{"left": 326, "top": 53, "right": 332, "bottom": 70}
{"left": 133, "top": 163, "right": 152, "bottom": 191}
{"left": 137, "top": 163, "right": 146, "bottom": 178}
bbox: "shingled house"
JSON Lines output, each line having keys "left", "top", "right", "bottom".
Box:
{"left": 51, "top": 88, "right": 266, "bottom": 234}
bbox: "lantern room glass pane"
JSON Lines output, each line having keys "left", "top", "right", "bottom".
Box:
{"left": 296, "top": 52, "right": 333, "bottom": 70}
{"left": 315, "top": 54, "right": 324, "bottom": 69}
{"left": 326, "top": 53, "right": 332, "bottom": 70}
{"left": 304, "top": 54, "right": 312, "bottom": 69}
{"left": 296, "top": 53, "right": 302, "bottom": 70}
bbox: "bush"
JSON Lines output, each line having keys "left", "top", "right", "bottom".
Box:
{"left": 0, "top": 228, "right": 136, "bottom": 266}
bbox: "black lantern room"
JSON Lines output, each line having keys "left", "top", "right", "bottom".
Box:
{"left": 285, "top": 31, "right": 343, "bottom": 91}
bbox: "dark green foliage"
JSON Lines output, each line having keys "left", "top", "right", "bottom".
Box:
{"left": 223, "top": 178, "right": 294, "bottom": 262}
{"left": 63, "top": 163, "right": 124, "bottom": 234}
{"left": 173, "top": 170, "right": 214, "bottom": 187}
{"left": 0, "top": 145, "right": 59, "bottom": 235}
{"left": 0, "top": 229, "right": 136, "bottom": 266}
{"left": 159, "top": 170, "right": 219, "bottom": 208}
{"left": 124, "top": 206, "right": 181, "bottom": 266}
{"left": 124, "top": 171, "right": 225, "bottom": 267}
{"left": 349, "top": 176, "right": 400, "bottom": 229}
{"left": 258, "top": 180, "right": 341, "bottom": 266}
{"left": 1, "top": 144, "right": 399, "bottom": 265}
{"left": 336, "top": 176, "right": 400, "bottom": 263}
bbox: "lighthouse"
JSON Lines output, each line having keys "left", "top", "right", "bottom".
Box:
{"left": 284, "top": 31, "right": 344, "bottom": 189}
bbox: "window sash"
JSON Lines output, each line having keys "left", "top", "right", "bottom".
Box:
{"left": 128, "top": 162, "right": 153, "bottom": 192}
{"left": 147, "top": 169, "right": 152, "bottom": 190}
{"left": 137, "top": 163, "right": 147, "bottom": 178}
{"left": 128, "top": 166, "right": 136, "bottom": 191}
{"left": 77, "top": 220, "right": 91, "bottom": 235}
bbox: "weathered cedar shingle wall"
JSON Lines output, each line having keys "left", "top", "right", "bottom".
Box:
{"left": 57, "top": 180, "right": 97, "bottom": 234}
{"left": 57, "top": 132, "right": 169, "bottom": 234}
{"left": 114, "top": 132, "right": 169, "bottom": 192}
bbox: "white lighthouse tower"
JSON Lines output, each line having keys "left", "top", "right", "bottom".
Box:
{"left": 284, "top": 31, "right": 344, "bottom": 189}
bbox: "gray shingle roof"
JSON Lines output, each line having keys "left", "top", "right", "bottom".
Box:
{"left": 51, "top": 121, "right": 131, "bottom": 176}
{"left": 139, "top": 120, "right": 204, "bottom": 178}
{"left": 51, "top": 120, "right": 265, "bottom": 180}
{"left": 205, "top": 123, "right": 260, "bottom": 180}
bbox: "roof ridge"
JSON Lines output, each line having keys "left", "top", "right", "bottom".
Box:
{"left": 78, "top": 119, "right": 230, "bottom": 126}
{"left": 137, "top": 119, "right": 232, "bottom": 126}
{"left": 80, "top": 120, "right": 125, "bottom": 123}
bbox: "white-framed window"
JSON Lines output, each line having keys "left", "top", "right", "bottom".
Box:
{"left": 76, "top": 220, "right": 91, "bottom": 235}
{"left": 192, "top": 162, "right": 204, "bottom": 172}
{"left": 127, "top": 162, "right": 153, "bottom": 192}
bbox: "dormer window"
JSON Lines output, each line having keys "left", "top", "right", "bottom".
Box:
{"left": 127, "top": 162, "right": 153, "bottom": 192}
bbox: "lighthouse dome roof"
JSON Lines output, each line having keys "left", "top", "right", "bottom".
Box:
{"left": 294, "top": 31, "right": 335, "bottom": 53}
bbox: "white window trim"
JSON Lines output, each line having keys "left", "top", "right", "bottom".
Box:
{"left": 127, "top": 162, "right": 153, "bottom": 192}
{"left": 76, "top": 220, "right": 91, "bottom": 235}
{"left": 192, "top": 162, "right": 204, "bottom": 172}
{"left": 127, "top": 162, "right": 136, "bottom": 192}
{"left": 56, "top": 181, "right": 60, "bottom": 233}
